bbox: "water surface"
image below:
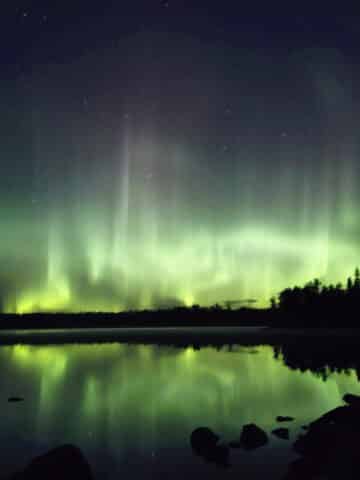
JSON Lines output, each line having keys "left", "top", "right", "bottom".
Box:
{"left": 0, "top": 334, "right": 359, "bottom": 479}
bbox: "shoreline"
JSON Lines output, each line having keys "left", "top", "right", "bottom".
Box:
{"left": 1, "top": 326, "right": 360, "bottom": 346}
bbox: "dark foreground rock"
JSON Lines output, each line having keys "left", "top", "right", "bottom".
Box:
{"left": 190, "top": 427, "right": 229, "bottom": 468}
{"left": 239, "top": 424, "right": 268, "bottom": 450}
{"left": 343, "top": 393, "right": 360, "bottom": 408}
{"left": 272, "top": 428, "right": 289, "bottom": 440}
{"left": 284, "top": 395, "right": 360, "bottom": 479}
{"left": 190, "top": 427, "right": 219, "bottom": 450}
{"left": 276, "top": 416, "right": 294, "bottom": 422}
{"left": 10, "top": 444, "right": 93, "bottom": 480}
{"left": 309, "top": 405, "right": 360, "bottom": 430}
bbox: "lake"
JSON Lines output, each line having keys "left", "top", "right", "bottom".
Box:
{"left": 0, "top": 328, "right": 359, "bottom": 479}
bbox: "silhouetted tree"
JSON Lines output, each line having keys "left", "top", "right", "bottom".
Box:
{"left": 275, "top": 268, "right": 360, "bottom": 326}
{"left": 270, "top": 297, "right": 277, "bottom": 310}
{"left": 354, "top": 268, "right": 360, "bottom": 289}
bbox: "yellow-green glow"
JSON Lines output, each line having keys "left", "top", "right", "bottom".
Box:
{"left": 5, "top": 223, "right": 359, "bottom": 313}
{"left": 16, "top": 281, "right": 71, "bottom": 314}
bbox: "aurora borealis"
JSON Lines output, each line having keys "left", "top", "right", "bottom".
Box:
{"left": 2, "top": 5, "right": 360, "bottom": 313}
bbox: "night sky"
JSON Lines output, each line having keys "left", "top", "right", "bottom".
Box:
{"left": 2, "top": 3, "right": 360, "bottom": 312}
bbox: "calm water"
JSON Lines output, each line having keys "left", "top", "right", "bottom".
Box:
{"left": 0, "top": 332, "right": 359, "bottom": 479}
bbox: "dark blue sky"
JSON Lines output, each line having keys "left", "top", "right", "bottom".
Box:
{"left": 2, "top": 3, "right": 360, "bottom": 78}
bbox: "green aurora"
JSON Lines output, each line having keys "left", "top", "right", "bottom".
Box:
{"left": 2, "top": 38, "right": 360, "bottom": 313}
{"left": 3, "top": 220, "right": 359, "bottom": 314}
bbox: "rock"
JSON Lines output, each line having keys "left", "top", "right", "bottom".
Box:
{"left": 190, "top": 427, "right": 219, "bottom": 452}
{"left": 239, "top": 424, "right": 268, "bottom": 450}
{"left": 292, "top": 425, "right": 360, "bottom": 479}
{"left": 293, "top": 423, "right": 337, "bottom": 457}
{"left": 8, "top": 397, "right": 24, "bottom": 403}
{"left": 271, "top": 427, "right": 289, "bottom": 440}
{"left": 309, "top": 405, "right": 360, "bottom": 430}
{"left": 190, "top": 427, "right": 229, "bottom": 468}
{"left": 289, "top": 404, "right": 360, "bottom": 479}
{"left": 10, "top": 444, "right": 93, "bottom": 479}
{"left": 343, "top": 393, "right": 360, "bottom": 408}
{"left": 276, "top": 416, "right": 294, "bottom": 422}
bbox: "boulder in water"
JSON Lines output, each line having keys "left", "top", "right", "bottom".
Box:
{"left": 239, "top": 424, "right": 268, "bottom": 450}
{"left": 286, "top": 404, "right": 360, "bottom": 479}
{"left": 190, "top": 427, "right": 219, "bottom": 453}
{"left": 343, "top": 393, "right": 360, "bottom": 408}
{"left": 276, "top": 416, "right": 294, "bottom": 422}
{"left": 190, "top": 427, "right": 229, "bottom": 468}
{"left": 10, "top": 444, "right": 93, "bottom": 480}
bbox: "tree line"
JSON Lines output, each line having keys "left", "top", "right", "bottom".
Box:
{"left": 271, "top": 268, "right": 360, "bottom": 324}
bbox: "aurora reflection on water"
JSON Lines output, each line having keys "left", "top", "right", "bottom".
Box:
{"left": 1, "top": 341, "right": 360, "bottom": 478}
